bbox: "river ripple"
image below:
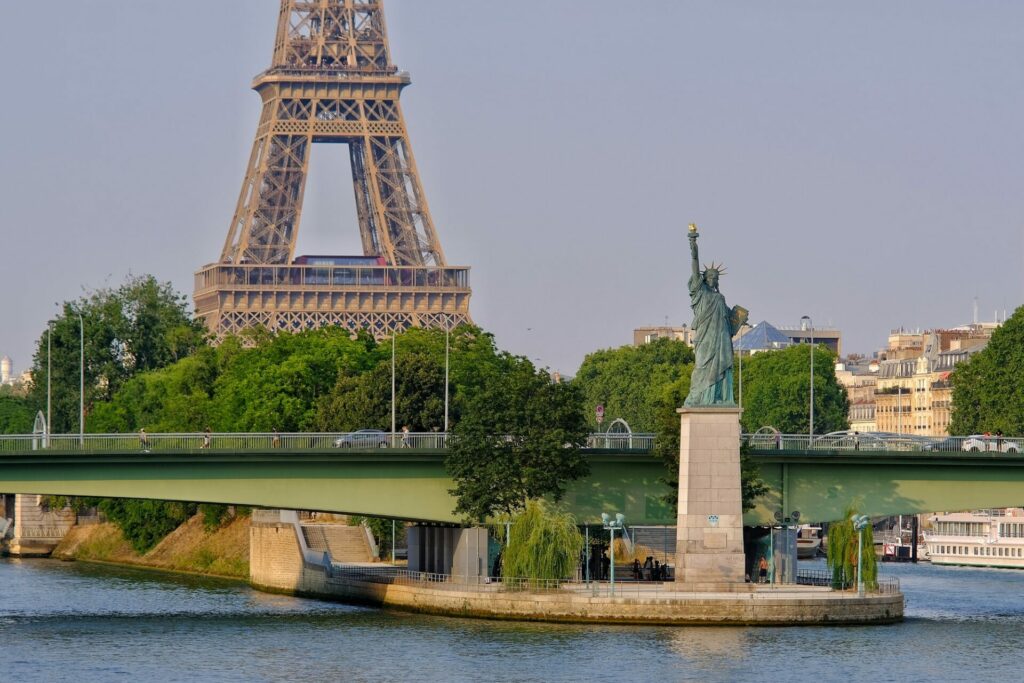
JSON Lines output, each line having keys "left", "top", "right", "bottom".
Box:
{"left": 3, "top": 558, "right": 1024, "bottom": 682}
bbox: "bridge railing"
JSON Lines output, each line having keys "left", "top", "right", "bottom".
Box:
{"left": 9, "top": 430, "right": 1015, "bottom": 455}
{"left": 585, "top": 433, "right": 655, "bottom": 450}
{"left": 0, "top": 431, "right": 657, "bottom": 453}
{"left": 745, "top": 432, "right": 1024, "bottom": 454}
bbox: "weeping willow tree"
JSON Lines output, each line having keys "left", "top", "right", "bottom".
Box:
{"left": 502, "top": 499, "right": 583, "bottom": 584}
{"left": 827, "top": 504, "right": 878, "bottom": 590}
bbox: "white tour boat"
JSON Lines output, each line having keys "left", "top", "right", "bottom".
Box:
{"left": 797, "top": 525, "right": 822, "bottom": 559}
{"left": 925, "top": 509, "right": 1024, "bottom": 569}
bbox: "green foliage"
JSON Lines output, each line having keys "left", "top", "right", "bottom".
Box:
{"left": 0, "top": 393, "right": 35, "bottom": 434}
{"left": 210, "top": 328, "right": 375, "bottom": 432}
{"left": 199, "top": 504, "right": 230, "bottom": 531}
{"left": 501, "top": 499, "right": 583, "bottom": 581}
{"left": 574, "top": 338, "right": 695, "bottom": 431}
{"left": 446, "top": 355, "right": 590, "bottom": 521}
{"left": 315, "top": 352, "right": 445, "bottom": 432}
{"left": 96, "top": 499, "right": 197, "bottom": 553}
{"left": 27, "top": 275, "right": 206, "bottom": 433}
{"left": 349, "top": 516, "right": 406, "bottom": 560}
{"left": 90, "top": 327, "right": 376, "bottom": 432}
{"left": 89, "top": 346, "right": 221, "bottom": 432}
{"left": 826, "top": 504, "right": 877, "bottom": 589}
{"left": 739, "top": 345, "right": 849, "bottom": 434}
{"left": 313, "top": 326, "right": 507, "bottom": 433}
{"left": 92, "top": 325, "right": 505, "bottom": 435}
{"left": 950, "top": 306, "right": 1024, "bottom": 435}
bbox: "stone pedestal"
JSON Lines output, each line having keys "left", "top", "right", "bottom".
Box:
{"left": 674, "top": 407, "right": 747, "bottom": 590}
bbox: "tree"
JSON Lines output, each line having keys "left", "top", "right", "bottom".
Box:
{"left": 97, "top": 498, "right": 197, "bottom": 553}
{"left": 445, "top": 355, "right": 590, "bottom": 521}
{"left": 27, "top": 275, "right": 206, "bottom": 433}
{"left": 826, "top": 504, "right": 877, "bottom": 590}
{"left": 950, "top": 306, "right": 1024, "bottom": 435}
{"left": 0, "top": 388, "right": 35, "bottom": 434}
{"left": 209, "top": 328, "right": 375, "bottom": 431}
{"left": 574, "top": 338, "right": 695, "bottom": 431}
{"left": 501, "top": 499, "right": 583, "bottom": 582}
{"left": 739, "top": 345, "right": 849, "bottom": 434}
{"left": 314, "top": 352, "right": 446, "bottom": 432}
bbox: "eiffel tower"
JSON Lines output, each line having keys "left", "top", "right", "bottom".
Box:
{"left": 194, "top": 0, "right": 472, "bottom": 339}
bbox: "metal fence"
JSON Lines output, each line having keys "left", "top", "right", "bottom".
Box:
{"left": 324, "top": 563, "right": 900, "bottom": 597}
{"left": 745, "top": 432, "right": 1024, "bottom": 455}
{"left": 0, "top": 431, "right": 656, "bottom": 453}
{"left": 4, "top": 430, "right": 1017, "bottom": 456}
{"left": 794, "top": 568, "right": 901, "bottom": 595}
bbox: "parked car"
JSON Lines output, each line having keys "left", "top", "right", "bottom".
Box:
{"left": 962, "top": 435, "right": 1020, "bottom": 453}
{"left": 923, "top": 436, "right": 962, "bottom": 452}
{"left": 333, "top": 429, "right": 389, "bottom": 448}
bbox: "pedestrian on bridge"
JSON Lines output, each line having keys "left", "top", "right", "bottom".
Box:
{"left": 139, "top": 428, "right": 149, "bottom": 451}
{"left": 202, "top": 427, "right": 211, "bottom": 449}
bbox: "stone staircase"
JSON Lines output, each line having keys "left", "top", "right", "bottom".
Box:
{"left": 301, "top": 524, "right": 375, "bottom": 563}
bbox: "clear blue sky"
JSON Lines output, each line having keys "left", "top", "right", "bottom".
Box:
{"left": 1, "top": 1, "right": 1021, "bottom": 377}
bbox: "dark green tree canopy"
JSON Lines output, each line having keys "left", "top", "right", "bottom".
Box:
{"left": 738, "top": 344, "right": 849, "bottom": 435}
{"left": 574, "top": 338, "right": 695, "bottom": 432}
{"left": 0, "top": 387, "right": 36, "bottom": 434}
{"left": 950, "top": 305, "right": 1024, "bottom": 435}
{"left": 28, "top": 275, "right": 206, "bottom": 432}
{"left": 446, "top": 355, "right": 590, "bottom": 521}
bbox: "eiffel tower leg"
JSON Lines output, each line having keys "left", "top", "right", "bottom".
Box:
{"left": 223, "top": 127, "right": 312, "bottom": 265}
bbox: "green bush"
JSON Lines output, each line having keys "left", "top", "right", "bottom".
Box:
{"left": 826, "top": 504, "right": 877, "bottom": 590}
{"left": 502, "top": 499, "right": 583, "bottom": 582}
{"left": 97, "top": 499, "right": 196, "bottom": 553}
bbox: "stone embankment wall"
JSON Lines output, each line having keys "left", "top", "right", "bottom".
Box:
{"left": 250, "top": 516, "right": 903, "bottom": 625}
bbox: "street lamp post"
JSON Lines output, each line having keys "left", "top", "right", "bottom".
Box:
{"left": 46, "top": 322, "right": 52, "bottom": 445}
{"left": 801, "top": 315, "right": 814, "bottom": 444}
{"left": 852, "top": 514, "right": 869, "bottom": 596}
{"left": 601, "top": 512, "right": 625, "bottom": 596}
{"left": 391, "top": 331, "right": 396, "bottom": 444}
{"left": 78, "top": 312, "right": 84, "bottom": 446}
{"left": 444, "top": 324, "right": 450, "bottom": 434}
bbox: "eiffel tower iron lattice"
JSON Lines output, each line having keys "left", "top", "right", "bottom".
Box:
{"left": 194, "top": 0, "right": 472, "bottom": 340}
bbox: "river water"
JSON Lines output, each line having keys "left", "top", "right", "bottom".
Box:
{"left": 3, "top": 558, "right": 1024, "bottom": 682}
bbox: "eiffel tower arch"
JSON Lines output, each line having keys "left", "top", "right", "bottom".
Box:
{"left": 194, "top": 0, "right": 472, "bottom": 340}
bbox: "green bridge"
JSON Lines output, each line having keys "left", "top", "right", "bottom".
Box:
{"left": 2, "top": 432, "right": 1023, "bottom": 524}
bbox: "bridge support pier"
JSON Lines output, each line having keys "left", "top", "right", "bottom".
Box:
{"left": 674, "top": 407, "right": 748, "bottom": 590}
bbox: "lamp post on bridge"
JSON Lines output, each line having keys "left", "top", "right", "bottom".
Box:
{"left": 800, "top": 315, "right": 814, "bottom": 444}
{"left": 46, "top": 321, "right": 52, "bottom": 446}
{"left": 444, "top": 323, "right": 450, "bottom": 434}
{"left": 78, "top": 311, "right": 84, "bottom": 446}
{"left": 391, "top": 330, "right": 396, "bottom": 444}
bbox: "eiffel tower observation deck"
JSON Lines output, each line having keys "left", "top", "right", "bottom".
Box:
{"left": 195, "top": 0, "right": 472, "bottom": 339}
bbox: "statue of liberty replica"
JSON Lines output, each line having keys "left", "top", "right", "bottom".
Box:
{"left": 684, "top": 224, "right": 747, "bottom": 407}
{"left": 675, "top": 223, "right": 749, "bottom": 589}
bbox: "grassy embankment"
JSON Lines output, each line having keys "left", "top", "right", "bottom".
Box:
{"left": 53, "top": 513, "right": 250, "bottom": 579}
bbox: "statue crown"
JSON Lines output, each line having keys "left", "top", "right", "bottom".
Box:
{"left": 702, "top": 262, "right": 727, "bottom": 277}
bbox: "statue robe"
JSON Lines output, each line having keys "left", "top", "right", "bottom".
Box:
{"left": 684, "top": 273, "right": 736, "bottom": 406}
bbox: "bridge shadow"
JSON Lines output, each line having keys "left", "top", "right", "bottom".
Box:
{"left": 747, "top": 458, "right": 927, "bottom": 524}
